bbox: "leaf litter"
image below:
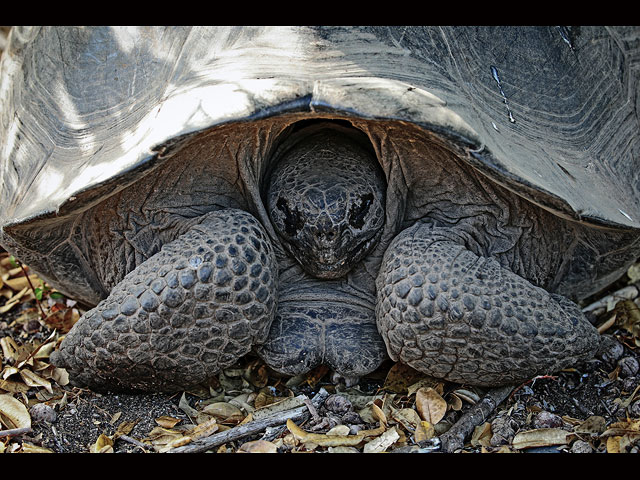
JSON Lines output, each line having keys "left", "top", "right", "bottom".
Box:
{"left": 1, "top": 250, "right": 640, "bottom": 452}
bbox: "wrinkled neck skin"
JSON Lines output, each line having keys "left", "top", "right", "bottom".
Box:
{"left": 267, "top": 126, "right": 386, "bottom": 280}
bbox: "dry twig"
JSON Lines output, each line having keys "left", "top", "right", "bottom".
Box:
{"left": 439, "top": 385, "right": 513, "bottom": 453}
{"left": 169, "top": 388, "right": 330, "bottom": 453}
{"left": 0, "top": 427, "right": 32, "bottom": 438}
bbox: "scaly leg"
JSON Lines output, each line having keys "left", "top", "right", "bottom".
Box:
{"left": 51, "top": 209, "right": 278, "bottom": 392}
{"left": 376, "top": 221, "right": 600, "bottom": 386}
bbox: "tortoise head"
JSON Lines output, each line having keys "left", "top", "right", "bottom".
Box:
{"left": 267, "top": 125, "right": 386, "bottom": 279}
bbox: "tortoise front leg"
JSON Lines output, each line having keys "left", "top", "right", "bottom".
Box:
{"left": 376, "top": 221, "right": 601, "bottom": 387}
{"left": 50, "top": 209, "right": 277, "bottom": 392}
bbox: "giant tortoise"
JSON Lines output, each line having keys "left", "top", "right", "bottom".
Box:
{"left": 1, "top": 26, "right": 640, "bottom": 392}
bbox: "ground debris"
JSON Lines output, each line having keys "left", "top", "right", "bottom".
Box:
{"left": 1, "top": 251, "right": 640, "bottom": 452}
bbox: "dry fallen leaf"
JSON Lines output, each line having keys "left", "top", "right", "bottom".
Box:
{"left": 19, "top": 369, "right": 53, "bottom": 394}
{"left": 0, "top": 394, "right": 31, "bottom": 429}
{"left": 511, "top": 428, "right": 568, "bottom": 449}
{"left": 238, "top": 439, "right": 278, "bottom": 453}
{"left": 4, "top": 274, "right": 40, "bottom": 292}
{"left": 326, "top": 425, "right": 350, "bottom": 436}
{"left": 21, "top": 443, "right": 54, "bottom": 453}
{"left": 90, "top": 433, "right": 114, "bottom": 453}
{"left": 147, "top": 426, "right": 191, "bottom": 452}
{"left": 414, "top": 420, "right": 435, "bottom": 442}
{"left": 448, "top": 392, "right": 463, "bottom": 411}
{"left": 287, "top": 419, "right": 366, "bottom": 447}
{"left": 115, "top": 420, "right": 138, "bottom": 437}
{"left": 363, "top": 426, "right": 400, "bottom": 453}
{"left": 187, "top": 417, "right": 219, "bottom": 440}
{"left": 286, "top": 401, "right": 388, "bottom": 449}
{"left": 415, "top": 387, "right": 447, "bottom": 425}
{"left": 471, "top": 422, "right": 493, "bottom": 447}
{"left": 602, "top": 418, "right": 640, "bottom": 437}
{"left": 51, "top": 367, "right": 69, "bottom": 386}
{"left": 382, "top": 363, "right": 425, "bottom": 393}
{"left": 0, "top": 378, "right": 29, "bottom": 394}
{"left": 391, "top": 407, "right": 421, "bottom": 432}
{"left": 606, "top": 435, "right": 633, "bottom": 453}
{"left": 200, "top": 402, "right": 244, "bottom": 424}
{"left": 155, "top": 416, "right": 182, "bottom": 429}
{"left": 575, "top": 415, "right": 606, "bottom": 435}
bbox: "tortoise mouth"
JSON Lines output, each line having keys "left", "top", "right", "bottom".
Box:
{"left": 291, "top": 228, "right": 382, "bottom": 279}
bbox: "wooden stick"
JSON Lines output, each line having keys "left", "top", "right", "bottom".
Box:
{"left": 169, "top": 388, "right": 330, "bottom": 453}
{"left": 0, "top": 426, "right": 32, "bottom": 438}
{"left": 439, "top": 385, "right": 513, "bottom": 453}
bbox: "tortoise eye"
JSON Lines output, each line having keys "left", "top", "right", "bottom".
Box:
{"left": 348, "top": 193, "right": 374, "bottom": 229}
{"left": 276, "top": 197, "right": 304, "bottom": 236}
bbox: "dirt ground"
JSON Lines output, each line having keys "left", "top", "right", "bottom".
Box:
{"left": 1, "top": 249, "right": 639, "bottom": 454}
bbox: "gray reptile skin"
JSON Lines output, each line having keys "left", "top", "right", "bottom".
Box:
{"left": 3, "top": 27, "right": 640, "bottom": 393}
{"left": 50, "top": 209, "right": 277, "bottom": 391}
{"left": 39, "top": 121, "right": 637, "bottom": 392}
{"left": 376, "top": 221, "right": 600, "bottom": 386}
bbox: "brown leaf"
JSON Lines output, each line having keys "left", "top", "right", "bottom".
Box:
{"left": 115, "top": 420, "right": 138, "bottom": 436}
{"left": 238, "top": 439, "right": 278, "bottom": 453}
{"left": 391, "top": 407, "right": 421, "bottom": 431}
{"left": 383, "top": 363, "right": 425, "bottom": 393}
{"left": 243, "top": 359, "right": 269, "bottom": 388}
{"left": 19, "top": 369, "right": 53, "bottom": 394}
{"left": 0, "top": 394, "right": 31, "bottom": 429}
{"left": 0, "top": 378, "right": 30, "bottom": 393}
{"left": 606, "top": 435, "right": 628, "bottom": 453}
{"left": 471, "top": 422, "right": 493, "bottom": 447}
{"left": 414, "top": 421, "right": 435, "bottom": 442}
{"left": 415, "top": 387, "right": 447, "bottom": 425}
{"left": 43, "top": 308, "right": 79, "bottom": 333}
{"left": 155, "top": 416, "right": 182, "bottom": 429}
{"left": 575, "top": 416, "right": 606, "bottom": 434}
{"left": 187, "top": 417, "right": 219, "bottom": 440}
{"left": 305, "top": 365, "right": 330, "bottom": 387}
{"left": 20, "top": 443, "right": 54, "bottom": 453}
{"left": 201, "top": 402, "right": 244, "bottom": 425}
{"left": 511, "top": 428, "right": 568, "bottom": 449}
{"left": 602, "top": 418, "right": 640, "bottom": 437}
{"left": 4, "top": 274, "right": 40, "bottom": 292}
{"left": 90, "top": 434, "right": 114, "bottom": 453}
{"left": 363, "top": 427, "right": 400, "bottom": 453}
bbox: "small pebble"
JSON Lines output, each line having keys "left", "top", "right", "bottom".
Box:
{"left": 597, "top": 336, "right": 624, "bottom": 366}
{"left": 29, "top": 403, "right": 57, "bottom": 424}
{"left": 618, "top": 357, "right": 639, "bottom": 378}
{"left": 324, "top": 395, "right": 352, "bottom": 415}
{"left": 23, "top": 319, "right": 42, "bottom": 333}
{"left": 570, "top": 440, "right": 593, "bottom": 453}
{"left": 533, "top": 411, "right": 563, "bottom": 429}
{"left": 621, "top": 376, "right": 638, "bottom": 392}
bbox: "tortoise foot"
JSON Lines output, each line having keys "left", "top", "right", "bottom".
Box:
{"left": 376, "top": 221, "right": 601, "bottom": 387}
{"left": 256, "top": 287, "right": 388, "bottom": 380}
{"left": 51, "top": 209, "right": 277, "bottom": 392}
